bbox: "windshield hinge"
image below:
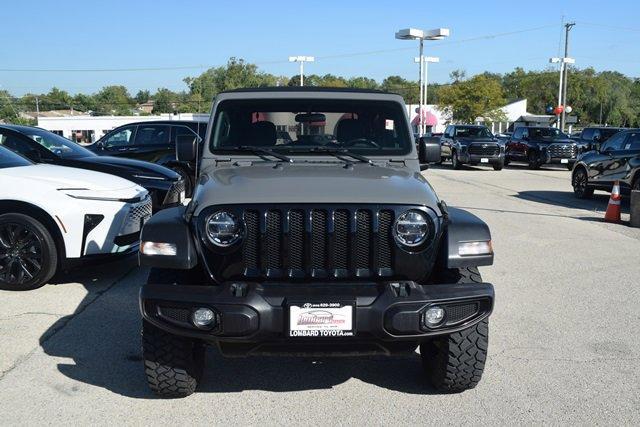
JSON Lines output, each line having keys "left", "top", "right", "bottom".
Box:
{"left": 233, "top": 160, "right": 253, "bottom": 167}
{"left": 214, "top": 157, "right": 232, "bottom": 165}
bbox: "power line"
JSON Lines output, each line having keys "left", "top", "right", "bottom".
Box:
{"left": 0, "top": 24, "right": 558, "bottom": 73}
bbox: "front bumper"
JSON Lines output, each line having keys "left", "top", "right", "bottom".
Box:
{"left": 140, "top": 280, "right": 494, "bottom": 356}
{"left": 461, "top": 153, "right": 504, "bottom": 165}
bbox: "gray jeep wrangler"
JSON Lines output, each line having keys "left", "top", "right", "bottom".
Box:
{"left": 138, "top": 87, "right": 495, "bottom": 397}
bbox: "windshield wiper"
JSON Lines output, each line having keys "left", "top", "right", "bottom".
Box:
{"left": 236, "top": 146, "right": 293, "bottom": 163}
{"left": 301, "top": 147, "right": 373, "bottom": 164}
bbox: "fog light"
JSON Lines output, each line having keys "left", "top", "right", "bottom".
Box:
{"left": 192, "top": 307, "right": 215, "bottom": 328}
{"left": 424, "top": 306, "right": 445, "bottom": 326}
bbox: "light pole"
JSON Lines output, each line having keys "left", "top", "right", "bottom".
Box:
{"left": 396, "top": 28, "right": 449, "bottom": 135}
{"left": 549, "top": 56, "right": 575, "bottom": 129}
{"left": 415, "top": 56, "right": 439, "bottom": 133}
{"left": 288, "top": 56, "right": 315, "bottom": 86}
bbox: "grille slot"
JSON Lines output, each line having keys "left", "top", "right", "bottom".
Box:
{"left": 288, "top": 210, "right": 304, "bottom": 270}
{"left": 311, "top": 210, "right": 327, "bottom": 270}
{"left": 378, "top": 210, "right": 393, "bottom": 270}
{"left": 243, "top": 211, "right": 259, "bottom": 271}
{"left": 264, "top": 211, "right": 282, "bottom": 270}
{"left": 468, "top": 143, "right": 500, "bottom": 156}
{"left": 333, "top": 210, "right": 349, "bottom": 270}
{"left": 355, "top": 210, "right": 372, "bottom": 270}
{"left": 158, "top": 306, "right": 190, "bottom": 324}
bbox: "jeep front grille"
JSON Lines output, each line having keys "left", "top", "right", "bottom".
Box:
{"left": 468, "top": 143, "right": 500, "bottom": 156}
{"left": 241, "top": 207, "right": 395, "bottom": 279}
{"left": 548, "top": 143, "right": 577, "bottom": 159}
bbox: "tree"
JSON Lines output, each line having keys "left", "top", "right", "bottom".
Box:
{"left": 135, "top": 90, "right": 151, "bottom": 104}
{"left": 152, "top": 88, "right": 179, "bottom": 114}
{"left": 184, "top": 58, "right": 278, "bottom": 109}
{"left": 380, "top": 75, "right": 419, "bottom": 104}
{"left": 438, "top": 75, "right": 506, "bottom": 123}
{"left": 347, "top": 76, "right": 379, "bottom": 89}
{"left": 93, "top": 85, "right": 134, "bottom": 115}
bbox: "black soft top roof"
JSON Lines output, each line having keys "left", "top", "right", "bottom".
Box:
{"left": 220, "top": 86, "right": 390, "bottom": 95}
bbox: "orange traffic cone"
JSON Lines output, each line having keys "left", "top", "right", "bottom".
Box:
{"left": 604, "top": 181, "right": 622, "bottom": 223}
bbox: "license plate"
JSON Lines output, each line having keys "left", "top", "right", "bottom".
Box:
{"left": 561, "top": 159, "right": 569, "bottom": 164}
{"left": 289, "top": 302, "right": 354, "bottom": 338}
{"left": 480, "top": 158, "right": 489, "bottom": 163}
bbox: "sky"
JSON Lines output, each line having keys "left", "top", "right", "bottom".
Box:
{"left": 1, "top": 0, "right": 639, "bottom": 96}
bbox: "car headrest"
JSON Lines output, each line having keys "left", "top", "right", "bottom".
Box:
{"left": 249, "top": 121, "right": 277, "bottom": 146}
{"left": 336, "top": 119, "right": 364, "bottom": 143}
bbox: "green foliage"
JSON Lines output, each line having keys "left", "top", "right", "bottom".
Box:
{"left": 2, "top": 57, "right": 640, "bottom": 127}
{"left": 438, "top": 75, "right": 506, "bottom": 123}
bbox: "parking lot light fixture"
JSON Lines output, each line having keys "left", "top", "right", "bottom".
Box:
{"left": 549, "top": 57, "right": 576, "bottom": 129}
{"left": 396, "top": 28, "right": 449, "bottom": 135}
{"left": 288, "top": 56, "right": 315, "bottom": 86}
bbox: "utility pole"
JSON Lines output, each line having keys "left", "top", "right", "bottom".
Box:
{"left": 560, "top": 22, "right": 575, "bottom": 132}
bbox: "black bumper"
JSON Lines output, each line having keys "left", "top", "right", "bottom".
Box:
{"left": 461, "top": 153, "right": 504, "bottom": 165}
{"left": 140, "top": 280, "right": 494, "bottom": 356}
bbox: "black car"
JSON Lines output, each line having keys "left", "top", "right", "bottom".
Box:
{"left": 572, "top": 129, "right": 640, "bottom": 198}
{"left": 505, "top": 126, "right": 578, "bottom": 170}
{"left": 575, "top": 126, "right": 625, "bottom": 153}
{"left": 88, "top": 120, "right": 207, "bottom": 196}
{"left": 440, "top": 125, "right": 504, "bottom": 170}
{"left": 0, "top": 125, "right": 184, "bottom": 212}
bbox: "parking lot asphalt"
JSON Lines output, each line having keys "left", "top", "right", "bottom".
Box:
{"left": 1, "top": 164, "right": 639, "bottom": 425}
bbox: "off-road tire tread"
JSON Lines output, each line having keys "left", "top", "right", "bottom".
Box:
{"left": 142, "top": 321, "right": 204, "bottom": 398}
{"left": 421, "top": 266, "right": 488, "bottom": 392}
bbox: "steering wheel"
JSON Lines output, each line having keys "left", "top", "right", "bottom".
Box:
{"left": 343, "top": 138, "right": 379, "bottom": 148}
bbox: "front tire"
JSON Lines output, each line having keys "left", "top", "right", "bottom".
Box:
{"left": 572, "top": 167, "right": 594, "bottom": 199}
{"left": 421, "top": 267, "right": 488, "bottom": 392}
{"left": 492, "top": 160, "right": 504, "bottom": 171}
{"left": 142, "top": 320, "right": 205, "bottom": 398}
{"left": 0, "top": 213, "right": 57, "bottom": 291}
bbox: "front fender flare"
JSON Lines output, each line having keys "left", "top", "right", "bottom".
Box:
{"left": 139, "top": 205, "right": 198, "bottom": 270}
{"left": 443, "top": 207, "right": 493, "bottom": 268}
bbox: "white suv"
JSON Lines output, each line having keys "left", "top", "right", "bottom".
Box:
{"left": 0, "top": 146, "right": 151, "bottom": 290}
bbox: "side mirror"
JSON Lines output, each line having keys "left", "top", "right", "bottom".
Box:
{"left": 419, "top": 137, "right": 441, "bottom": 163}
{"left": 176, "top": 134, "right": 200, "bottom": 162}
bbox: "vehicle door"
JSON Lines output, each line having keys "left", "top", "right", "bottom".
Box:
{"left": 506, "top": 127, "right": 524, "bottom": 159}
{"left": 129, "top": 124, "right": 171, "bottom": 162}
{"left": 0, "top": 129, "right": 54, "bottom": 163}
{"left": 97, "top": 125, "right": 138, "bottom": 157}
{"left": 590, "top": 131, "right": 629, "bottom": 184}
{"left": 440, "top": 126, "right": 453, "bottom": 158}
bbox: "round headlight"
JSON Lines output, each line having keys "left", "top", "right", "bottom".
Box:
{"left": 205, "top": 211, "right": 242, "bottom": 247}
{"left": 394, "top": 210, "right": 429, "bottom": 247}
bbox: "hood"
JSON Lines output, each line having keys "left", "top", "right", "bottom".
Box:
{"left": 192, "top": 162, "right": 440, "bottom": 215}
{"left": 0, "top": 164, "right": 147, "bottom": 199}
{"left": 535, "top": 138, "right": 575, "bottom": 145}
{"left": 457, "top": 137, "right": 498, "bottom": 144}
{"left": 74, "top": 156, "right": 180, "bottom": 180}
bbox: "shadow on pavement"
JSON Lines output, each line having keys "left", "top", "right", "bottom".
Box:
{"left": 515, "top": 190, "right": 629, "bottom": 215}
{"left": 38, "top": 260, "right": 439, "bottom": 399}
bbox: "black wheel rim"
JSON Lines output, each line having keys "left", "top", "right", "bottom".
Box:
{"left": 574, "top": 170, "right": 587, "bottom": 194}
{"left": 0, "top": 222, "right": 44, "bottom": 286}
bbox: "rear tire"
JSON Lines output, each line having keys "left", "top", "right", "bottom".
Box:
{"left": 421, "top": 267, "right": 488, "bottom": 392}
{"left": 452, "top": 151, "right": 461, "bottom": 170}
{"left": 0, "top": 213, "right": 57, "bottom": 291}
{"left": 492, "top": 160, "right": 504, "bottom": 171}
{"left": 142, "top": 320, "right": 205, "bottom": 398}
{"left": 527, "top": 151, "right": 540, "bottom": 170}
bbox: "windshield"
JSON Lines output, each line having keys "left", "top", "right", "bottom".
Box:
{"left": 210, "top": 99, "right": 411, "bottom": 156}
{"left": 21, "top": 127, "right": 95, "bottom": 159}
{"left": 529, "top": 128, "right": 566, "bottom": 139}
{"left": 455, "top": 126, "right": 493, "bottom": 138}
{"left": 600, "top": 128, "right": 621, "bottom": 140}
{"left": 0, "top": 146, "right": 32, "bottom": 169}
